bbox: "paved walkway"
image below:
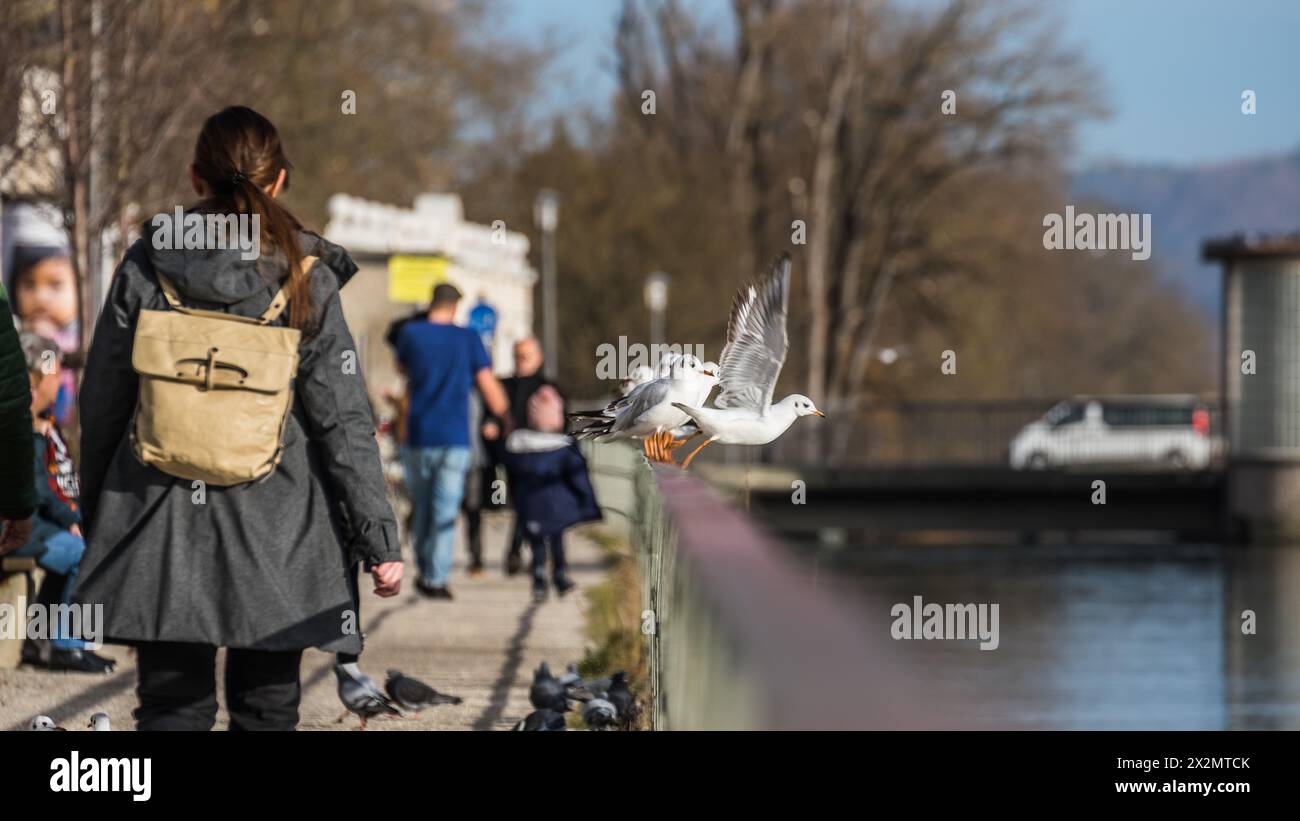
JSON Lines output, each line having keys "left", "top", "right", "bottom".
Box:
{"left": 0, "top": 514, "right": 607, "bottom": 731}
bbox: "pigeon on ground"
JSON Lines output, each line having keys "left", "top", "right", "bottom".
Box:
{"left": 384, "top": 669, "right": 463, "bottom": 715}
{"left": 529, "top": 661, "right": 569, "bottom": 712}
{"left": 581, "top": 697, "right": 619, "bottom": 731}
{"left": 88, "top": 712, "right": 111, "bottom": 731}
{"left": 512, "top": 709, "right": 567, "bottom": 731}
{"left": 334, "top": 660, "right": 401, "bottom": 729}
{"left": 606, "top": 672, "right": 639, "bottom": 729}
{"left": 559, "top": 663, "right": 582, "bottom": 687}
{"left": 564, "top": 672, "right": 613, "bottom": 704}
{"left": 29, "top": 715, "right": 66, "bottom": 731}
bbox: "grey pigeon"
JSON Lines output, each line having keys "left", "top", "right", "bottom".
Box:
{"left": 334, "top": 661, "right": 400, "bottom": 729}
{"left": 529, "top": 661, "right": 569, "bottom": 712}
{"left": 88, "top": 712, "right": 111, "bottom": 731}
{"left": 606, "top": 671, "right": 638, "bottom": 729}
{"left": 512, "top": 708, "right": 567, "bottom": 731}
{"left": 581, "top": 697, "right": 618, "bottom": 731}
{"left": 559, "top": 663, "right": 582, "bottom": 687}
{"left": 384, "top": 669, "right": 463, "bottom": 714}
{"left": 564, "top": 673, "right": 611, "bottom": 703}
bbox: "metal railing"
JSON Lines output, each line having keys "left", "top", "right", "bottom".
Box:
{"left": 582, "top": 440, "right": 957, "bottom": 729}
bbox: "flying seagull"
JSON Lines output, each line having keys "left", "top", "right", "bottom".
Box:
{"left": 384, "top": 669, "right": 463, "bottom": 715}
{"left": 673, "top": 255, "right": 824, "bottom": 468}
{"left": 334, "top": 660, "right": 401, "bottom": 730}
{"left": 569, "top": 354, "right": 714, "bottom": 462}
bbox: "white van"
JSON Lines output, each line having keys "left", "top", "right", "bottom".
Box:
{"left": 1009, "top": 396, "right": 1214, "bottom": 470}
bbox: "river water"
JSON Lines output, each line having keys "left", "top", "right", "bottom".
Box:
{"left": 781, "top": 539, "right": 1300, "bottom": 729}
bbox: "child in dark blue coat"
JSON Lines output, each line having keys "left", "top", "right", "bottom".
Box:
{"left": 499, "top": 430, "right": 601, "bottom": 602}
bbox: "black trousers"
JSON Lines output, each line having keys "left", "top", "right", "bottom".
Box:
{"left": 462, "top": 464, "right": 499, "bottom": 567}
{"left": 528, "top": 533, "right": 569, "bottom": 588}
{"left": 134, "top": 641, "right": 304, "bottom": 731}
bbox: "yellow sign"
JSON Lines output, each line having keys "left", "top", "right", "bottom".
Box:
{"left": 388, "top": 255, "right": 449, "bottom": 303}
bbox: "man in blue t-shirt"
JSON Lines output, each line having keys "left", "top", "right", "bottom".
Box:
{"left": 396, "top": 283, "right": 509, "bottom": 598}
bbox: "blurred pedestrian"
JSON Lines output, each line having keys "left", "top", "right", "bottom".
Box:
{"left": 75, "top": 106, "right": 402, "bottom": 730}
{"left": 0, "top": 279, "right": 35, "bottom": 556}
{"left": 394, "top": 283, "right": 509, "bottom": 598}
{"left": 7, "top": 332, "right": 115, "bottom": 672}
{"left": 497, "top": 385, "right": 601, "bottom": 602}
{"left": 494, "top": 337, "right": 564, "bottom": 574}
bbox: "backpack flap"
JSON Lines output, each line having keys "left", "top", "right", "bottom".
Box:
{"left": 133, "top": 308, "right": 300, "bottom": 391}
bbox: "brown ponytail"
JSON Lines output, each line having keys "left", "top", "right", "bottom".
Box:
{"left": 191, "top": 106, "right": 313, "bottom": 332}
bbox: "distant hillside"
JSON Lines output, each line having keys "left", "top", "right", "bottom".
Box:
{"left": 1072, "top": 149, "right": 1300, "bottom": 314}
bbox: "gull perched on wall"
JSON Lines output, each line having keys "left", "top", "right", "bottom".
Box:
{"left": 673, "top": 255, "right": 824, "bottom": 469}
{"left": 569, "top": 354, "right": 714, "bottom": 462}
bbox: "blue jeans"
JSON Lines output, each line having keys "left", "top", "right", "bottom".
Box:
{"left": 14, "top": 530, "right": 87, "bottom": 649}
{"left": 403, "top": 446, "right": 472, "bottom": 586}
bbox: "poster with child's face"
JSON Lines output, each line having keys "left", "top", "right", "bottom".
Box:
{"left": 10, "top": 248, "right": 79, "bottom": 426}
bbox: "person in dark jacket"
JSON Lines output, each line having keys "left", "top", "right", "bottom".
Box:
{"left": 74, "top": 106, "right": 402, "bottom": 731}
{"left": 496, "top": 381, "right": 601, "bottom": 602}
{"left": 8, "top": 331, "right": 115, "bottom": 672}
{"left": 0, "top": 280, "right": 36, "bottom": 555}
{"left": 492, "top": 337, "right": 564, "bottom": 575}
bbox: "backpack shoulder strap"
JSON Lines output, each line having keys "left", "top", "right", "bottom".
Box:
{"left": 257, "top": 255, "right": 317, "bottom": 324}
{"left": 153, "top": 270, "right": 185, "bottom": 309}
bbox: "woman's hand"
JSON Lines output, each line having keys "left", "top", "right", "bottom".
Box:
{"left": 370, "top": 561, "right": 403, "bottom": 597}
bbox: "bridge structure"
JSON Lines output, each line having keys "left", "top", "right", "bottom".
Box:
{"left": 700, "top": 464, "right": 1232, "bottom": 542}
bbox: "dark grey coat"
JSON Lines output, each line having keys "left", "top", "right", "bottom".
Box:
{"left": 74, "top": 228, "right": 400, "bottom": 654}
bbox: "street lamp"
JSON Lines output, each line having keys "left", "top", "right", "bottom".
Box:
{"left": 644, "top": 270, "right": 670, "bottom": 345}
{"left": 534, "top": 189, "right": 560, "bottom": 380}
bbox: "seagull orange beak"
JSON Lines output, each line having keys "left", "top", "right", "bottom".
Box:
{"left": 702, "top": 369, "right": 715, "bottom": 377}
{"left": 813, "top": 410, "right": 826, "bottom": 417}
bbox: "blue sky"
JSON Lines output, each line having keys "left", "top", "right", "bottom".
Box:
{"left": 502, "top": 0, "right": 1300, "bottom": 168}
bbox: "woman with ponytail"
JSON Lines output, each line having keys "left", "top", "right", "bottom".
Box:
{"left": 75, "top": 106, "right": 403, "bottom": 730}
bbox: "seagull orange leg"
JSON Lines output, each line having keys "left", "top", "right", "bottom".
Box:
{"left": 680, "top": 437, "right": 715, "bottom": 470}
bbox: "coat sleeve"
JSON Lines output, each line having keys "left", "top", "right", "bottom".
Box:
{"left": 0, "top": 282, "right": 35, "bottom": 520}
{"left": 296, "top": 280, "right": 402, "bottom": 568}
{"left": 77, "top": 252, "right": 145, "bottom": 535}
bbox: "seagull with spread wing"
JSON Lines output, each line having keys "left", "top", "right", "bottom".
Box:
{"left": 672, "top": 255, "right": 824, "bottom": 468}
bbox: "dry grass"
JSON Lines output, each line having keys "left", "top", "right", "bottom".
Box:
{"left": 571, "top": 524, "right": 650, "bottom": 730}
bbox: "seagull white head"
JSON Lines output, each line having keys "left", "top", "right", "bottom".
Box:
{"left": 29, "top": 715, "right": 56, "bottom": 731}
{"left": 89, "top": 712, "right": 111, "bottom": 731}
{"left": 784, "top": 394, "right": 825, "bottom": 418}
{"left": 669, "top": 354, "right": 713, "bottom": 379}
{"left": 700, "top": 361, "right": 720, "bottom": 383}
{"left": 655, "top": 352, "right": 682, "bottom": 377}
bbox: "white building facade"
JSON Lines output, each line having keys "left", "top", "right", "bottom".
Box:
{"left": 324, "top": 192, "right": 537, "bottom": 399}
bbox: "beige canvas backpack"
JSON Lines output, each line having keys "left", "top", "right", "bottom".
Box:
{"left": 129, "top": 257, "right": 316, "bottom": 486}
